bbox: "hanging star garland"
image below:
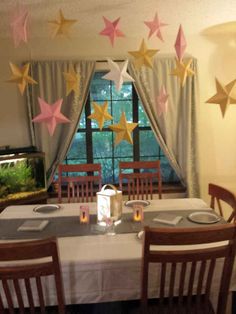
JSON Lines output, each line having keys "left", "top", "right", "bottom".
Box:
{"left": 10, "top": 9, "right": 29, "bottom": 47}
{"left": 206, "top": 78, "right": 236, "bottom": 117}
{"left": 32, "top": 97, "right": 71, "bottom": 136}
{"left": 171, "top": 58, "right": 194, "bottom": 87}
{"left": 7, "top": 62, "right": 37, "bottom": 95}
{"left": 156, "top": 85, "right": 169, "bottom": 116}
{"left": 102, "top": 59, "right": 134, "bottom": 91}
{"left": 144, "top": 12, "right": 167, "bottom": 41}
{"left": 88, "top": 101, "right": 113, "bottom": 130}
{"left": 128, "top": 39, "right": 159, "bottom": 70}
{"left": 174, "top": 24, "right": 187, "bottom": 61}
{"left": 109, "top": 112, "right": 138, "bottom": 145}
{"left": 99, "top": 16, "right": 125, "bottom": 46}
{"left": 48, "top": 9, "right": 77, "bottom": 38}
{"left": 63, "top": 65, "right": 80, "bottom": 96}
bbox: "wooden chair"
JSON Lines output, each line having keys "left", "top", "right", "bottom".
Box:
{"left": 58, "top": 163, "right": 102, "bottom": 203}
{"left": 119, "top": 161, "right": 162, "bottom": 200}
{"left": 209, "top": 183, "right": 236, "bottom": 222}
{"left": 0, "top": 237, "right": 65, "bottom": 314}
{"left": 141, "top": 224, "right": 236, "bottom": 314}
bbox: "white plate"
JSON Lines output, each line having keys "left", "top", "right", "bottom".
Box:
{"left": 188, "top": 211, "right": 221, "bottom": 224}
{"left": 124, "top": 200, "right": 150, "bottom": 208}
{"left": 33, "top": 204, "right": 60, "bottom": 213}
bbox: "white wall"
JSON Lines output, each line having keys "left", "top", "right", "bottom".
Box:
{"left": 1, "top": 0, "right": 236, "bottom": 204}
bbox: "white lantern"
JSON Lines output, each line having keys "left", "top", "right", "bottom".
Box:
{"left": 97, "top": 184, "right": 122, "bottom": 223}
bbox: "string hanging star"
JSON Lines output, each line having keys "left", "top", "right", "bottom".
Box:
{"left": 7, "top": 62, "right": 37, "bottom": 95}
{"left": 144, "top": 12, "right": 167, "bottom": 41}
{"left": 10, "top": 9, "right": 29, "bottom": 47}
{"left": 128, "top": 39, "right": 159, "bottom": 69}
{"left": 102, "top": 59, "right": 134, "bottom": 91}
{"left": 171, "top": 58, "right": 194, "bottom": 87}
{"left": 99, "top": 16, "right": 125, "bottom": 46}
{"left": 156, "top": 85, "right": 169, "bottom": 116}
{"left": 48, "top": 9, "right": 77, "bottom": 38}
{"left": 174, "top": 24, "right": 187, "bottom": 61}
{"left": 109, "top": 112, "right": 138, "bottom": 145}
{"left": 63, "top": 65, "right": 80, "bottom": 96}
{"left": 32, "top": 98, "right": 71, "bottom": 136}
{"left": 88, "top": 101, "right": 113, "bottom": 130}
{"left": 206, "top": 78, "right": 236, "bottom": 117}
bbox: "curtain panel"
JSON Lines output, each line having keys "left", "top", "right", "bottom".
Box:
{"left": 26, "top": 60, "right": 96, "bottom": 186}
{"left": 128, "top": 56, "right": 199, "bottom": 197}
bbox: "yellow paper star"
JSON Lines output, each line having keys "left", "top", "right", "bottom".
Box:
{"left": 128, "top": 39, "right": 159, "bottom": 69}
{"left": 63, "top": 65, "right": 80, "bottom": 96}
{"left": 109, "top": 112, "right": 138, "bottom": 145}
{"left": 48, "top": 9, "right": 77, "bottom": 38}
{"left": 88, "top": 101, "right": 113, "bottom": 130}
{"left": 206, "top": 78, "right": 236, "bottom": 117}
{"left": 171, "top": 58, "right": 195, "bottom": 87}
{"left": 7, "top": 62, "right": 37, "bottom": 95}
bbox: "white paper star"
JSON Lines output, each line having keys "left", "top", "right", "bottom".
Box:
{"left": 102, "top": 59, "right": 134, "bottom": 91}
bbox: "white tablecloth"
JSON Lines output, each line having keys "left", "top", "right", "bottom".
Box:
{"left": 0, "top": 198, "right": 229, "bottom": 306}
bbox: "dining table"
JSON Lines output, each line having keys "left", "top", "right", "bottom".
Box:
{"left": 0, "top": 197, "right": 234, "bottom": 309}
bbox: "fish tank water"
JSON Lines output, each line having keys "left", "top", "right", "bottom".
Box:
{"left": 0, "top": 147, "right": 47, "bottom": 208}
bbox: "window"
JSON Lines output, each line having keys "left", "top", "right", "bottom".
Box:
{"left": 64, "top": 72, "right": 180, "bottom": 185}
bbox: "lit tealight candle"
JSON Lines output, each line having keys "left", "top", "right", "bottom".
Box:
{"left": 133, "top": 205, "right": 143, "bottom": 222}
{"left": 80, "top": 205, "right": 90, "bottom": 224}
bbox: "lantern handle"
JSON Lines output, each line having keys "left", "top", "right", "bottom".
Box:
{"left": 101, "top": 184, "right": 118, "bottom": 194}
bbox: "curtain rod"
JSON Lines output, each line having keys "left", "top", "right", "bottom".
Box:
{"left": 96, "top": 59, "right": 125, "bottom": 63}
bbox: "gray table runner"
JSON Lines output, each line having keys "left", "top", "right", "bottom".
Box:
{"left": 0, "top": 210, "right": 225, "bottom": 240}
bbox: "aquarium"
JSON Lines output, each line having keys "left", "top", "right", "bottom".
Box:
{"left": 0, "top": 148, "right": 46, "bottom": 208}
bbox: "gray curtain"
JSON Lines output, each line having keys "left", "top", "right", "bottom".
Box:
{"left": 26, "top": 60, "right": 96, "bottom": 186}
{"left": 128, "top": 56, "right": 199, "bottom": 197}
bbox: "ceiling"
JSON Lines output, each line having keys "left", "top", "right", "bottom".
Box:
{"left": 0, "top": 0, "right": 236, "bottom": 39}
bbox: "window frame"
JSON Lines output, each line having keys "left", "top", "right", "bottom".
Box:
{"left": 64, "top": 71, "right": 180, "bottom": 186}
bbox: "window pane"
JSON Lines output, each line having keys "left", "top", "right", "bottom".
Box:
{"left": 67, "top": 133, "right": 86, "bottom": 159}
{"left": 94, "top": 157, "right": 113, "bottom": 184}
{"left": 93, "top": 132, "right": 112, "bottom": 158}
{"left": 112, "top": 82, "right": 132, "bottom": 100}
{"left": 140, "top": 130, "right": 160, "bottom": 157}
{"left": 114, "top": 140, "right": 133, "bottom": 158}
{"left": 138, "top": 100, "right": 150, "bottom": 126}
{"left": 112, "top": 100, "right": 133, "bottom": 122}
{"left": 90, "top": 72, "right": 111, "bottom": 100}
{"left": 160, "top": 157, "right": 180, "bottom": 183}
{"left": 78, "top": 109, "right": 86, "bottom": 129}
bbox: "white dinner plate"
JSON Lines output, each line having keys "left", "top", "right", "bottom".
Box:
{"left": 33, "top": 204, "right": 61, "bottom": 213}
{"left": 188, "top": 211, "right": 221, "bottom": 224}
{"left": 124, "top": 200, "right": 150, "bottom": 208}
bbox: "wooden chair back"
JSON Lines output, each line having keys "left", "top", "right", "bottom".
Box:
{"left": 141, "top": 224, "right": 236, "bottom": 314}
{"left": 58, "top": 163, "right": 102, "bottom": 203}
{"left": 0, "top": 237, "right": 65, "bottom": 314}
{"left": 119, "top": 160, "right": 162, "bottom": 200}
{"left": 209, "top": 183, "right": 236, "bottom": 222}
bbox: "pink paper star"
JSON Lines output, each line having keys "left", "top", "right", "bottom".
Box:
{"left": 156, "top": 85, "right": 169, "bottom": 116}
{"left": 144, "top": 13, "right": 167, "bottom": 41}
{"left": 32, "top": 98, "right": 71, "bottom": 136}
{"left": 174, "top": 24, "right": 187, "bottom": 61}
{"left": 99, "top": 16, "right": 125, "bottom": 46}
{"left": 10, "top": 9, "right": 29, "bottom": 47}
